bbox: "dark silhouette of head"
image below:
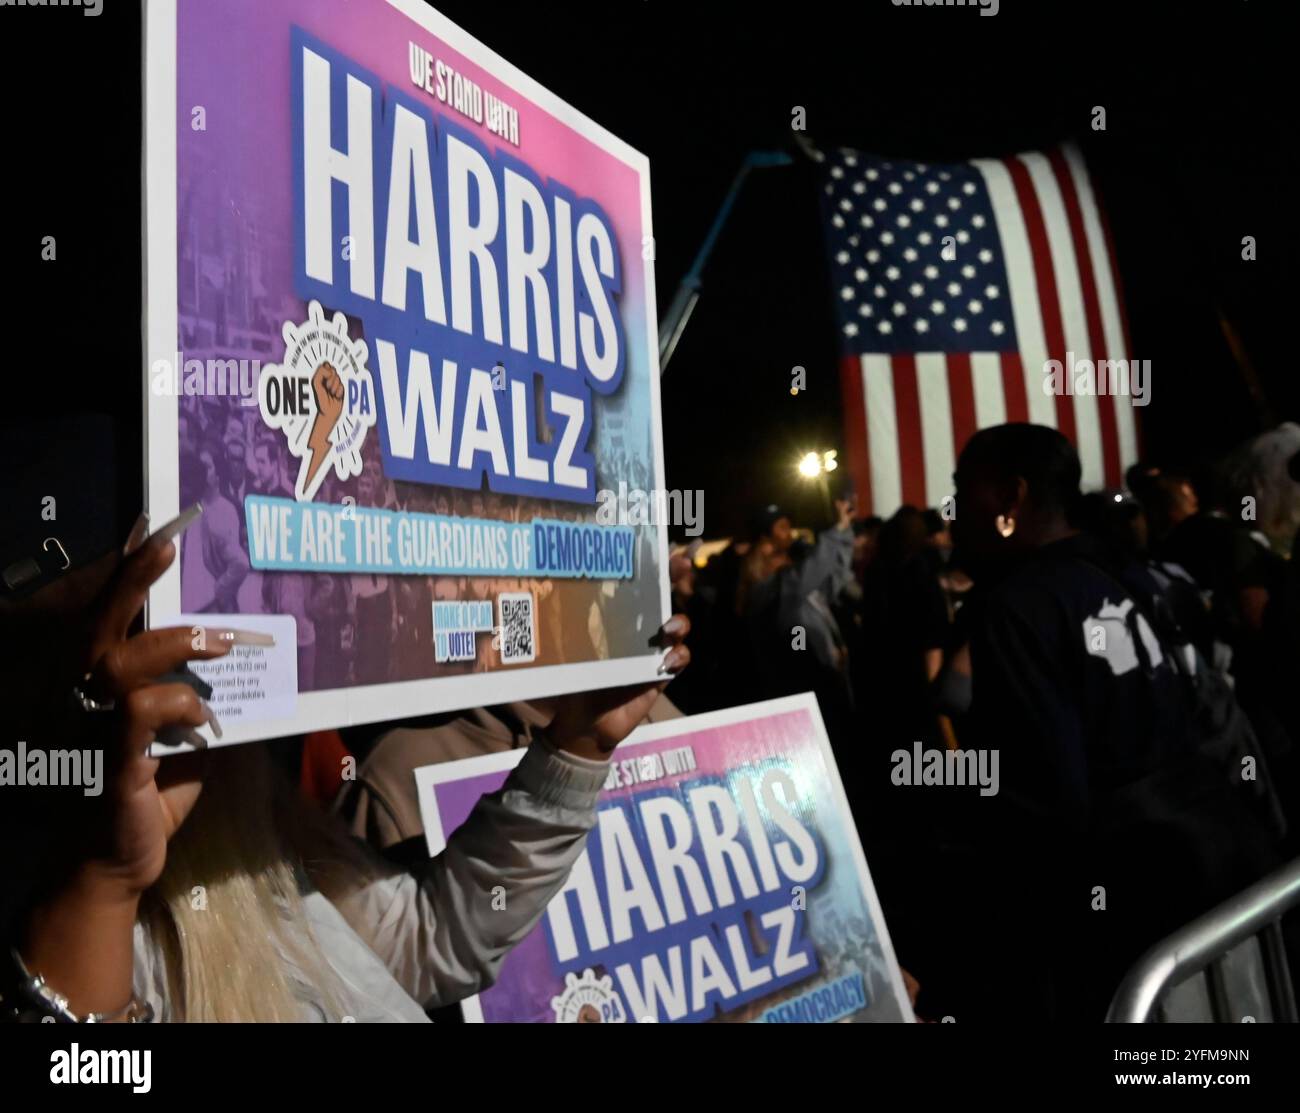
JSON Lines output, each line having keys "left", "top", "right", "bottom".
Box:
{"left": 952, "top": 423, "right": 1081, "bottom": 578}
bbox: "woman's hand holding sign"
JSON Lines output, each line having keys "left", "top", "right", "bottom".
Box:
{"left": 547, "top": 614, "right": 691, "bottom": 760}
{"left": 47, "top": 515, "right": 282, "bottom": 892}
{"left": 17, "top": 511, "right": 266, "bottom": 1018}
{"left": 77, "top": 553, "right": 255, "bottom": 893}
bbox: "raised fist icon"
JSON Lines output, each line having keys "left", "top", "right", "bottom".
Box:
{"left": 304, "top": 361, "right": 344, "bottom": 493}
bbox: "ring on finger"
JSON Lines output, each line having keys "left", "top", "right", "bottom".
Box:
{"left": 71, "top": 672, "right": 116, "bottom": 713}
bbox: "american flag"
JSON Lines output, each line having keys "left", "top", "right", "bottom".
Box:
{"left": 821, "top": 144, "right": 1139, "bottom": 516}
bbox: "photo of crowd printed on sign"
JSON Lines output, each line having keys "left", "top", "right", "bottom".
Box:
{"left": 142, "top": 0, "right": 669, "bottom": 745}
{"left": 415, "top": 695, "right": 915, "bottom": 1023}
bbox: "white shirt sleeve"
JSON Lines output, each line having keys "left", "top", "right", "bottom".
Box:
{"left": 331, "top": 736, "right": 609, "bottom": 1008}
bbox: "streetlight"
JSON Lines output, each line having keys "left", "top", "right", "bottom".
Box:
{"left": 796, "top": 450, "right": 838, "bottom": 479}
{"left": 796, "top": 450, "right": 840, "bottom": 518}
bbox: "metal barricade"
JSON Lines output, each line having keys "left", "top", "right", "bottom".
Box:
{"left": 1106, "top": 856, "right": 1300, "bottom": 1022}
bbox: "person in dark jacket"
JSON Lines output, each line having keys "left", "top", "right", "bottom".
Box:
{"left": 913, "top": 423, "right": 1283, "bottom": 1022}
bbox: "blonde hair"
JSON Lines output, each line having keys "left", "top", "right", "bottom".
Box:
{"left": 141, "top": 745, "right": 370, "bottom": 1022}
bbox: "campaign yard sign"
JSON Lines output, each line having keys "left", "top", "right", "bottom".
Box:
{"left": 143, "top": 0, "right": 669, "bottom": 746}
{"left": 416, "top": 695, "right": 915, "bottom": 1023}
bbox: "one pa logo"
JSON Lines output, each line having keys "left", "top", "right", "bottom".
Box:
{"left": 258, "top": 300, "right": 376, "bottom": 501}
{"left": 550, "top": 969, "right": 626, "bottom": 1023}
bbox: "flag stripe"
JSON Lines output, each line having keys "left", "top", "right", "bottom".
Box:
{"left": 1063, "top": 146, "right": 1137, "bottom": 480}
{"left": 863, "top": 354, "right": 902, "bottom": 515}
{"left": 1090, "top": 154, "right": 1143, "bottom": 462}
{"left": 840, "top": 354, "right": 875, "bottom": 513}
{"left": 891, "top": 353, "right": 927, "bottom": 507}
{"left": 1022, "top": 152, "right": 1104, "bottom": 489}
{"left": 946, "top": 351, "right": 978, "bottom": 474}
{"left": 1048, "top": 148, "right": 1121, "bottom": 488}
{"left": 971, "top": 351, "right": 1008, "bottom": 429}
{"left": 1003, "top": 155, "right": 1077, "bottom": 449}
{"left": 974, "top": 158, "right": 1054, "bottom": 428}
{"left": 999, "top": 351, "right": 1030, "bottom": 425}
{"left": 918, "top": 352, "right": 955, "bottom": 509}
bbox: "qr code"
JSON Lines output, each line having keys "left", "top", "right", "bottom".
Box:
{"left": 497, "top": 593, "right": 536, "bottom": 665}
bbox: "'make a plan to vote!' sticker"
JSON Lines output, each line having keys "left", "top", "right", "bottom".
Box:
{"left": 258, "top": 300, "right": 377, "bottom": 502}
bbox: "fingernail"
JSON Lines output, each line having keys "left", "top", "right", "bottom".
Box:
{"left": 657, "top": 648, "right": 685, "bottom": 675}
{"left": 201, "top": 700, "right": 224, "bottom": 740}
{"left": 210, "top": 628, "right": 276, "bottom": 648}
{"left": 151, "top": 503, "right": 204, "bottom": 545}
{"left": 662, "top": 617, "right": 685, "bottom": 635}
{"left": 154, "top": 726, "right": 208, "bottom": 752}
{"left": 123, "top": 512, "right": 150, "bottom": 556}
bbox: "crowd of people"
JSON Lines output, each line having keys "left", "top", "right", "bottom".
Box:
{"left": 667, "top": 421, "right": 1300, "bottom": 1020}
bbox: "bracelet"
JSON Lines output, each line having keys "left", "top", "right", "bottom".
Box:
{"left": 1, "top": 947, "right": 153, "bottom": 1023}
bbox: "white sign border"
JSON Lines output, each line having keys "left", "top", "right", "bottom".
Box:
{"left": 142, "top": 0, "right": 672, "bottom": 748}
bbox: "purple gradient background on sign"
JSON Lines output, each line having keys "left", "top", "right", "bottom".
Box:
{"left": 178, "top": 0, "right": 646, "bottom": 318}
{"left": 430, "top": 709, "right": 903, "bottom": 1024}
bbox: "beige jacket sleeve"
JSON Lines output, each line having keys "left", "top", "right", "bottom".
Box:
{"left": 329, "top": 736, "right": 608, "bottom": 1008}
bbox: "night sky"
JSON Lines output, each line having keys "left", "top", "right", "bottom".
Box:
{"left": 2, "top": 0, "right": 1290, "bottom": 543}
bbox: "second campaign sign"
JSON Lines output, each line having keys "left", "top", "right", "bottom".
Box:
{"left": 143, "top": 0, "right": 670, "bottom": 745}
{"left": 416, "top": 696, "right": 916, "bottom": 1024}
